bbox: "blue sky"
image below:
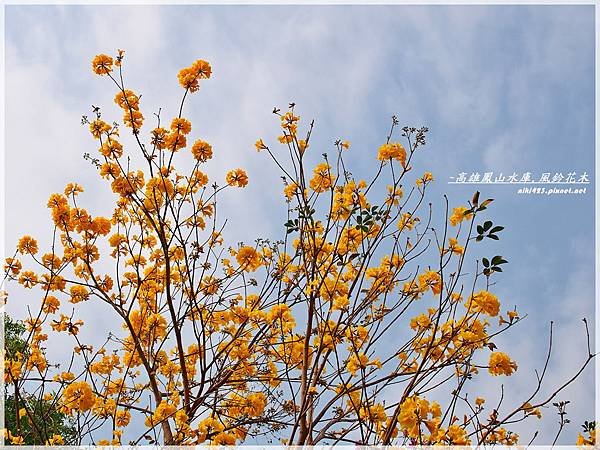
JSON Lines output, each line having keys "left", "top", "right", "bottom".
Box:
{"left": 4, "top": 4, "right": 595, "bottom": 445}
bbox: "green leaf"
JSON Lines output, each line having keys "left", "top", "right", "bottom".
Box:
{"left": 482, "top": 258, "right": 490, "bottom": 267}
{"left": 488, "top": 234, "right": 499, "bottom": 240}
{"left": 477, "top": 225, "right": 484, "bottom": 234}
{"left": 491, "top": 255, "right": 502, "bottom": 265}
{"left": 483, "top": 220, "right": 493, "bottom": 231}
{"left": 492, "top": 266, "right": 503, "bottom": 272}
{"left": 490, "top": 226, "right": 504, "bottom": 234}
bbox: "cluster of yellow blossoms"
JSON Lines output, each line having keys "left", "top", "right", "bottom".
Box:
{"left": 4, "top": 51, "right": 571, "bottom": 448}
{"left": 377, "top": 142, "right": 407, "bottom": 165}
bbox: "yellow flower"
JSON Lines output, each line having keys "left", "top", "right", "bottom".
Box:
{"left": 488, "top": 351, "right": 517, "bottom": 376}
{"left": 283, "top": 182, "right": 300, "bottom": 201}
{"left": 309, "top": 162, "right": 333, "bottom": 193}
{"left": 377, "top": 142, "right": 406, "bottom": 165}
{"left": 446, "top": 237, "right": 464, "bottom": 255}
{"left": 89, "top": 119, "right": 111, "bottom": 139}
{"left": 69, "top": 285, "right": 90, "bottom": 304}
{"left": 449, "top": 206, "right": 472, "bottom": 226}
{"left": 235, "top": 246, "right": 262, "bottom": 272}
{"left": 170, "top": 117, "right": 192, "bottom": 134}
{"left": 18, "top": 271, "right": 38, "bottom": 288}
{"left": 10, "top": 435, "right": 24, "bottom": 445}
{"left": 17, "top": 236, "right": 38, "bottom": 255}
{"left": 61, "top": 381, "right": 96, "bottom": 414}
{"left": 446, "top": 424, "right": 470, "bottom": 445}
{"left": 197, "top": 416, "right": 225, "bottom": 443}
{"left": 347, "top": 353, "right": 380, "bottom": 376}
{"left": 114, "top": 89, "right": 140, "bottom": 110}
{"left": 46, "top": 435, "right": 64, "bottom": 445}
{"left": 397, "top": 396, "right": 425, "bottom": 438}
{"left": 255, "top": 138, "right": 266, "bottom": 151}
{"left": 150, "top": 127, "right": 168, "bottom": 149}
{"left": 576, "top": 429, "right": 596, "bottom": 446}
{"left": 191, "top": 139, "right": 213, "bottom": 162}
{"left": 123, "top": 109, "right": 144, "bottom": 128}
{"left": 99, "top": 139, "right": 123, "bottom": 159}
{"left": 416, "top": 171, "right": 434, "bottom": 186}
{"left": 410, "top": 313, "right": 431, "bottom": 330}
{"left": 91, "top": 54, "right": 113, "bottom": 75}
{"left": 359, "top": 403, "right": 387, "bottom": 424}
{"left": 418, "top": 270, "right": 442, "bottom": 295}
{"left": 64, "top": 182, "right": 84, "bottom": 196}
{"left": 347, "top": 353, "right": 369, "bottom": 376}
{"left": 226, "top": 168, "right": 249, "bottom": 187}
{"left": 145, "top": 401, "right": 177, "bottom": 427}
{"left": 268, "top": 304, "right": 296, "bottom": 331}
{"left": 200, "top": 275, "right": 220, "bottom": 295}
{"left": 91, "top": 217, "right": 112, "bottom": 236}
{"left": 522, "top": 402, "right": 542, "bottom": 418}
{"left": 4, "top": 257, "right": 22, "bottom": 275}
{"left": 178, "top": 59, "right": 212, "bottom": 92}
{"left": 332, "top": 295, "right": 350, "bottom": 311}
{"left": 116, "top": 409, "right": 131, "bottom": 427}
{"left": 397, "top": 212, "right": 418, "bottom": 231}
{"left": 467, "top": 290, "right": 500, "bottom": 317}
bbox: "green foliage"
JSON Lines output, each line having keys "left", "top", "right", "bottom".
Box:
{"left": 482, "top": 255, "right": 508, "bottom": 276}
{"left": 4, "top": 315, "right": 27, "bottom": 360}
{"left": 3, "top": 314, "right": 78, "bottom": 445}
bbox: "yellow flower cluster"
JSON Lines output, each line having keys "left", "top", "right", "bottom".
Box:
{"left": 235, "top": 246, "right": 262, "bottom": 272}
{"left": 331, "top": 180, "right": 367, "bottom": 220}
{"left": 418, "top": 270, "right": 442, "bottom": 295}
{"left": 145, "top": 401, "right": 177, "bottom": 427}
{"left": 178, "top": 59, "right": 212, "bottom": 92}
{"left": 449, "top": 205, "right": 473, "bottom": 226}
{"left": 576, "top": 428, "right": 597, "bottom": 446}
{"left": 60, "top": 381, "right": 96, "bottom": 414}
{"left": 226, "top": 168, "right": 249, "bottom": 187}
{"left": 467, "top": 290, "right": 500, "bottom": 317}
{"left": 92, "top": 53, "right": 113, "bottom": 75}
{"left": 2, "top": 52, "right": 542, "bottom": 448}
{"left": 377, "top": 142, "right": 407, "bottom": 165}
{"left": 347, "top": 352, "right": 381, "bottom": 376}
{"left": 309, "top": 162, "right": 334, "bottom": 193}
{"left": 488, "top": 351, "right": 518, "bottom": 376}
{"left": 278, "top": 111, "right": 300, "bottom": 144}
{"left": 191, "top": 139, "right": 213, "bottom": 162}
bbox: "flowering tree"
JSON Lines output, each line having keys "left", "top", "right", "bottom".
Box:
{"left": 2, "top": 51, "right": 595, "bottom": 446}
